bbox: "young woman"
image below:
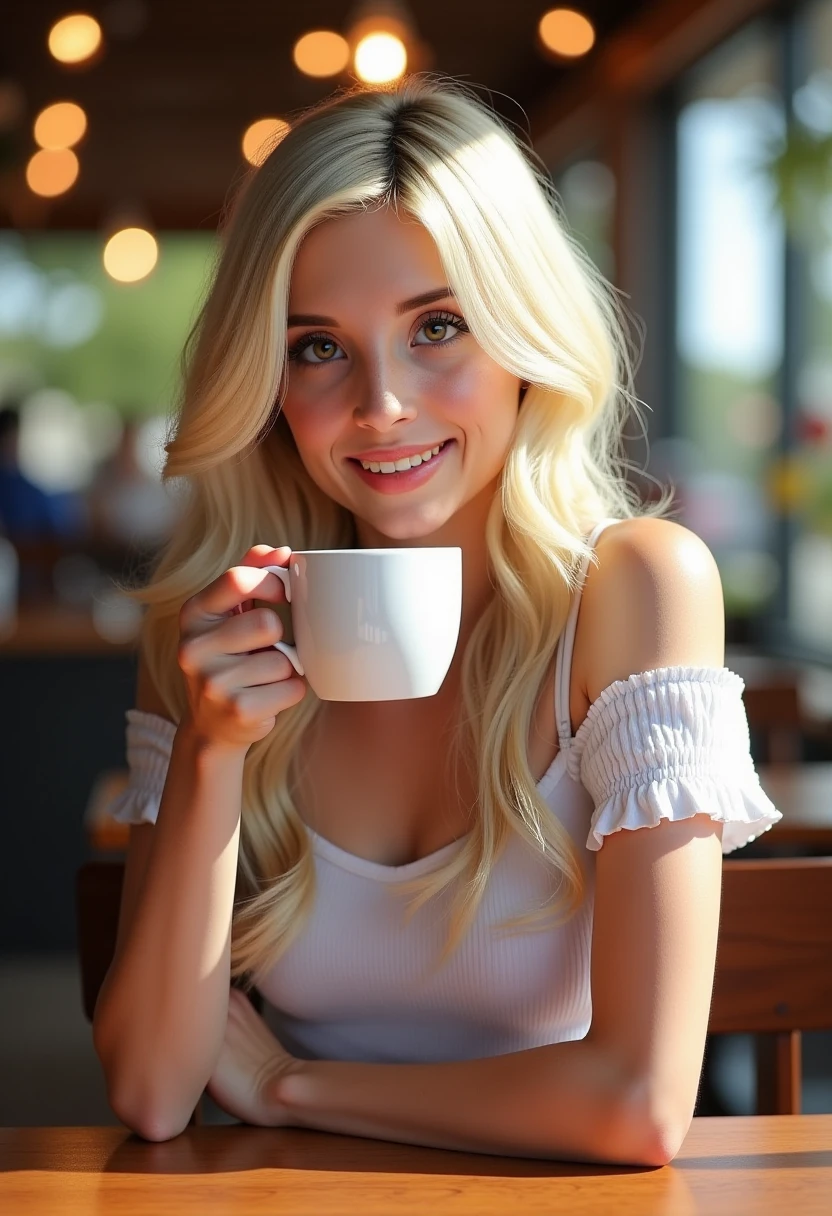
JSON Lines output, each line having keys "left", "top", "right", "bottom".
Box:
{"left": 93, "top": 77, "right": 780, "bottom": 1163}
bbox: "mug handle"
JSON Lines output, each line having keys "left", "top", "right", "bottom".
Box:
{"left": 264, "top": 564, "right": 305, "bottom": 677}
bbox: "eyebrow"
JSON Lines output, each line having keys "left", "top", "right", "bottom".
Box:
{"left": 286, "top": 287, "right": 456, "bottom": 328}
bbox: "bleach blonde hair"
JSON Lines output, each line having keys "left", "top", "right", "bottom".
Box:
{"left": 130, "top": 76, "right": 668, "bottom": 988}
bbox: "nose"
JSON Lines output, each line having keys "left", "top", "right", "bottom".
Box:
{"left": 353, "top": 363, "right": 418, "bottom": 431}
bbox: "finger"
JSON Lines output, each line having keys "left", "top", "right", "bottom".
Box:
{"left": 182, "top": 552, "right": 292, "bottom": 627}
{"left": 202, "top": 649, "right": 295, "bottom": 692}
{"left": 234, "top": 678, "right": 307, "bottom": 719}
{"left": 200, "top": 605, "right": 285, "bottom": 656}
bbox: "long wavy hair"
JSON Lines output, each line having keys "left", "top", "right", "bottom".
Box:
{"left": 129, "top": 75, "right": 669, "bottom": 988}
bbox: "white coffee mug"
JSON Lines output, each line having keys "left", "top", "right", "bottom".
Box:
{"left": 263, "top": 548, "right": 462, "bottom": 701}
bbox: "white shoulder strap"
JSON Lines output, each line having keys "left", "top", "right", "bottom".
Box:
{"left": 554, "top": 518, "right": 620, "bottom": 751}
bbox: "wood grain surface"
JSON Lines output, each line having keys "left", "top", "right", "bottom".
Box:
{"left": 1, "top": 1116, "right": 831, "bottom": 1215}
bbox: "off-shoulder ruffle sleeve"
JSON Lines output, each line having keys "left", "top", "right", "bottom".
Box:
{"left": 565, "top": 666, "right": 783, "bottom": 855}
{"left": 107, "top": 709, "right": 177, "bottom": 826}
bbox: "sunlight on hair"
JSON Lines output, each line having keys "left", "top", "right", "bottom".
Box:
{"left": 125, "top": 77, "right": 667, "bottom": 985}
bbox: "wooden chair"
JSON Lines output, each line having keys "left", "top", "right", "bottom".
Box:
{"left": 710, "top": 857, "right": 832, "bottom": 1114}
{"left": 742, "top": 683, "right": 804, "bottom": 764}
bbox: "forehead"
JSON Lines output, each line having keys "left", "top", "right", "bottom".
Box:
{"left": 288, "top": 207, "right": 446, "bottom": 309}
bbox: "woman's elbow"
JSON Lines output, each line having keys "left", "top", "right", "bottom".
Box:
{"left": 108, "top": 1084, "right": 193, "bottom": 1143}
{"left": 618, "top": 1081, "right": 693, "bottom": 1167}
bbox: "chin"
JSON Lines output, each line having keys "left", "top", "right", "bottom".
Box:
{"left": 358, "top": 506, "right": 458, "bottom": 545}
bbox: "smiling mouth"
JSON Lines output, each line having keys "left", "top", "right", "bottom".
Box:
{"left": 351, "top": 441, "right": 449, "bottom": 475}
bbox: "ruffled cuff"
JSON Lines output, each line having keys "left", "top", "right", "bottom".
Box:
{"left": 107, "top": 708, "right": 177, "bottom": 826}
{"left": 566, "top": 666, "right": 783, "bottom": 855}
{"left": 585, "top": 770, "right": 782, "bottom": 854}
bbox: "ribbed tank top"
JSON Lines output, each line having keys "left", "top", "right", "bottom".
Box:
{"left": 256, "top": 519, "right": 619, "bottom": 1062}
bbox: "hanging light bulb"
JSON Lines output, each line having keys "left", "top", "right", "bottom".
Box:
{"left": 241, "top": 118, "right": 291, "bottom": 166}
{"left": 48, "top": 13, "right": 103, "bottom": 64}
{"left": 355, "top": 32, "right": 406, "bottom": 83}
{"left": 34, "top": 101, "right": 88, "bottom": 150}
{"left": 538, "top": 8, "right": 596, "bottom": 60}
{"left": 346, "top": 2, "right": 430, "bottom": 83}
{"left": 103, "top": 227, "right": 158, "bottom": 283}
{"left": 26, "top": 148, "right": 79, "bottom": 197}
{"left": 293, "top": 30, "right": 350, "bottom": 78}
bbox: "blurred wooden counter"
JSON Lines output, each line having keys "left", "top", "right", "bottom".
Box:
{"left": 0, "top": 605, "right": 138, "bottom": 656}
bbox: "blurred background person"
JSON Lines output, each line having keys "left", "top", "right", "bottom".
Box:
{"left": 86, "top": 417, "right": 180, "bottom": 565}
{"left": 0, "top": 403, "right": 85, "bottom": 543}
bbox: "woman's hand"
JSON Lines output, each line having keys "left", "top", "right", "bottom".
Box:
{"left": 206, "top": 987, "right": 306, "bottom": 1127}
{"left": 177, "top": 544, "right": 307, "bottom": 754}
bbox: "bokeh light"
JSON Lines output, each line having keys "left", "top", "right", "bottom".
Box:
{"left": 26, "top": 148, "right": 80, "bottom": 197}
{"left": 354, "top": 32, "right": 407, "bottom": 83}
{"left": 34, "top": 101, "right": 88, "bottom": 150}
{"left": 102, "top": 227, "right": 158, "bottom": 283}
{"left": 242, "top": 117, "right": 290, "bottom": 166}
{"left": 538, "top": 8, "right": 595, "bottom": 59}
{"left": 47, "top": 13, "right": 103, "bottom": 64}
{"left": 293, "top": 30, "right": 350, "bottom": 77}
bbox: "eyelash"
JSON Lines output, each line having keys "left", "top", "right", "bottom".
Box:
{"left": 286, "top": 310, "right": 470, "bottom": 368}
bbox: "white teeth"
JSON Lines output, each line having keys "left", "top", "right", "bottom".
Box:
{"left": 360, "top": 442, "right": 445, "bottom": 473}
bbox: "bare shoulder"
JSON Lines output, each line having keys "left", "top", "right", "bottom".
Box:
{"left": 577, "top": 517, "right": 725, "bottom": 705}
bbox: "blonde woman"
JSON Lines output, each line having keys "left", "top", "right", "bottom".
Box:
{"left": 93, "top": 77, "right": 780, "bottom": 1163}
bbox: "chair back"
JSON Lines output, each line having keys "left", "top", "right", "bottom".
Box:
{"left": 742, "top": 683, "right": 804, "bottom": 764}
{"left": 710, "top": 857, "right": 832, "bottom": 1114}
{"left": 76, "top": 861, "right": 125, "bottom": 1022}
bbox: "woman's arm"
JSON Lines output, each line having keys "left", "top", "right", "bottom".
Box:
{"left": 276, "top": 519, "right": 726, "bottom": 1165}
{"left": 93, "top": 651, "right": 246, "bottom": 1142}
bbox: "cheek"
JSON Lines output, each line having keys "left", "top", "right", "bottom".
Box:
{"left": 280, "top": 392, "right": 336, "bottom": 460}
{"left": 444, "top": 362, "right": 519, "bottom": 439}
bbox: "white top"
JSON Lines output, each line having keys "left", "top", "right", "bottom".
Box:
{"left": 109, "top": 518, "right": 782, "bottom": 1063}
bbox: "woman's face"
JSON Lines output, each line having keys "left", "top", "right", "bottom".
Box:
{"left": 279, "top": 205, "right": 523, "bottom": 544}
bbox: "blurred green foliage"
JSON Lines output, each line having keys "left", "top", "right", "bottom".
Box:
{"left": 0, "top": 232, "right": 217, "bottom": 415}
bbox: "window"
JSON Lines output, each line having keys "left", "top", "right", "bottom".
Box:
{"left": 554, "top": 153, "right": 616, "bottom": 280}
{"left": 786, "top": 0, "right": 832, "bottom": 653}
{"left": 0, "top": 231, "right": 216, "bottom": 492}
{"left": 673, "top": 21, "right": 784, "bottom": 624}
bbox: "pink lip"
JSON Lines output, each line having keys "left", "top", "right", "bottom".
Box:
{"left": 349, "top": 438, "right": 454, "bottom": 494}
{"left": 349, "top": 441, "right": 448, "bottom": 463}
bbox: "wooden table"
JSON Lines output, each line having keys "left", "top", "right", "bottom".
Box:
{"left": 1, "top": 1117, "right": 831, "bottom": 1215}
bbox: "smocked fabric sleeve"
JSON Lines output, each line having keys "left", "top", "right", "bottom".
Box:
{"left": 565, "top": 666, "right": 783, "bottom": 855}
{"left": 107, "top": 708, "right": 177, "bottom": 826}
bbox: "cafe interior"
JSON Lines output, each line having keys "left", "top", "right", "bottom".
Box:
{"left": 1, "top": 0, "right": 832, "bottom": 1203}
